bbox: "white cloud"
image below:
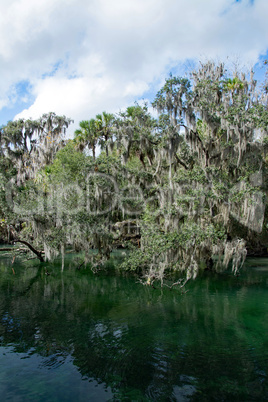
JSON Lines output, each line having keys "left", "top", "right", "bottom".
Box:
{"left": 124, "top": 81, "right": 149, "bottom": 97}
{"left": 0, "top": 0, "right": 267, "bottom": 133}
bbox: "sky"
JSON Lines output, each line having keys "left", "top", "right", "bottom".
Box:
{"left": 0, "top": 0, "right": 268, "bottom": 135}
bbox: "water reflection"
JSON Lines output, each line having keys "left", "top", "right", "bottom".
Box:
{"left": 0, "top": 254, "right": 267, "bottom": 400}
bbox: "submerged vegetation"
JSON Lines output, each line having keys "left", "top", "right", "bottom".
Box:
{"left": 1, "top": 62, "right": 268, "bottom": 286}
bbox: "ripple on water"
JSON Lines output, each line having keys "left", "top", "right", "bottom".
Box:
{"left": 40, "top": 352, "right": 68, "bottom": 370}
{"left": 172, "top": 384, "right": 197, "bottom": 401}
{"left": 0, "top": 254, "right": 268, "bottom": 401}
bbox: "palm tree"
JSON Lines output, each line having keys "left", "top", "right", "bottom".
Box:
{"left": 2, "top": 119, "right": 40, "bottom": 183}
{"left": 2, "top": 119, "right": 38, "bottom": 157}
{"left": 74, "top": 119, "right": 98, "bottom": 160}
{"left": 36, "top": 112, "right": 73, "bottom": 165}
{"left": 1, "top": 113, "right": 73, "bottom": 184}
{"left": 95, "top": 112, "right": 114, "bottom": 156}
{"left": 223, "top": 77, "right": 244, "bottom": 96}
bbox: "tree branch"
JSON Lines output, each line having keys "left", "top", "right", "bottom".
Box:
{"left": 174, "top": 153, "right": 188, "bottom": 169}
{"left": 14, "top": 240, "right": 44, "bottom": 262}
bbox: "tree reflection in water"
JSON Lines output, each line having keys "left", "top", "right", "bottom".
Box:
{"left": 0, "top": 254, "right": 268, "bottom": 401}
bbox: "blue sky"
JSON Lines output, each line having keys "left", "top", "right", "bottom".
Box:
{"left": 0, "top": 0, "right": 267, "bottom": 134}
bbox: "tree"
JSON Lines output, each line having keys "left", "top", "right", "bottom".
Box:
{"left": 113, "top": 103, "right": 158, "bottom": 168}
{"left": 1, "top": 63, "right": 268, "bottom": 288}
{"left": 74, "top": 119, "right": 98, "bottom": 160}
{"left": 1, "top": 113, "right": 73, "bottom": 184}
{"left": 0, "top": 113, "right": 73, "bottom": 258}
{"left": 95, "top": 112, "right": 114, "bottom": 156}
{"left": 35, "top": 112, "right": 73, "bottom": 166}
{"left": 122, "top": 62, "right": 268, "bottom": 285}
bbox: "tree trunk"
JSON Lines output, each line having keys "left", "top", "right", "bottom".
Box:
{"left": 14, "top": 240, "right": 44, "bottom": 262}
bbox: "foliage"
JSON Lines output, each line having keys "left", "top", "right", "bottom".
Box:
{"left": 74, "top": 119, "right": 98, "bottom": 159}
{"left": 1, "top": 62, "right": 268, "bottom": 286}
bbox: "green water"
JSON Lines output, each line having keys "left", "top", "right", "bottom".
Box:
{"left": 0, "top": 251, "right": 267, "bottom": 401}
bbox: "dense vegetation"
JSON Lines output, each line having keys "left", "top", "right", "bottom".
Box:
{"left": 1, "top": 62, "right": 268, "bottom": 286}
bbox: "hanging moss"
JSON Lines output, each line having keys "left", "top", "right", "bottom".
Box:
{"left": 1, "top": 63, "right": 268, "bottom": 286}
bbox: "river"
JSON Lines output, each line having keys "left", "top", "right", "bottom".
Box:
{"left": 0, "top": 251, "right": 267, "bottom": 401}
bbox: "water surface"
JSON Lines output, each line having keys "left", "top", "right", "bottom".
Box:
{"left": 0, "top": 251, "right": 267, "bottom": 401}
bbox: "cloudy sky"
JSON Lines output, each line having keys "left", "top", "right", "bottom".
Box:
{"left": 0, "top": 0, "right": 267, "bottom": 134}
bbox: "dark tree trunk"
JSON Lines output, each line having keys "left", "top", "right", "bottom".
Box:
{"left": 14, "top": 240, "right": 44, "bottom": 262}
